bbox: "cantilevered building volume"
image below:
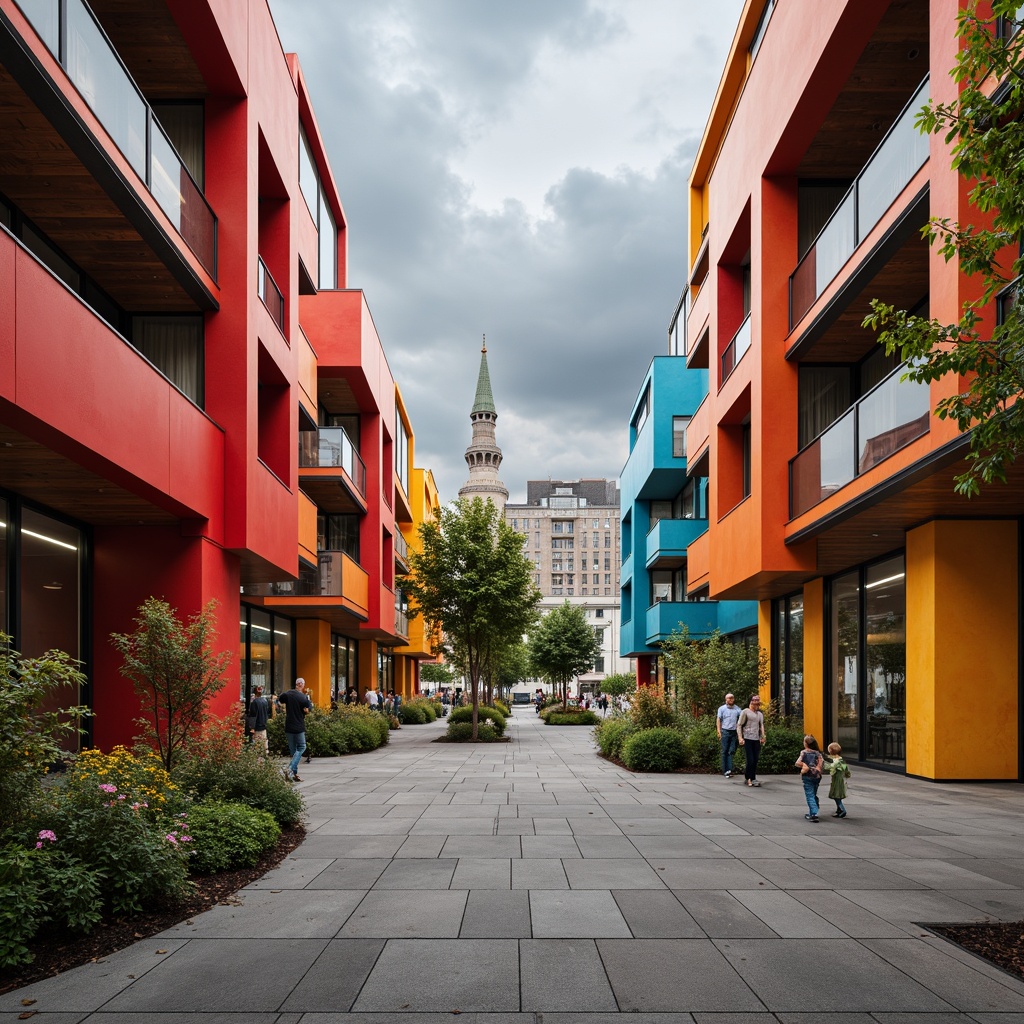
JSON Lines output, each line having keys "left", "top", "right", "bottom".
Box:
{"left": 682, "top": 0, "right": 1023, "bottom": 781}
{"left": 0, "top": 0, "right": 439, "bottom": 745}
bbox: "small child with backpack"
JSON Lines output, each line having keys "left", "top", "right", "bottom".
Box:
{"left": 824, "top": 741, "right": 851, "bottom": 818}
{"left": 795, "top": 735, "right": 823, "bottom": 822}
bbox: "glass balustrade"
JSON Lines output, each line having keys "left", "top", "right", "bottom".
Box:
{"left": 790, "top": 365, "right": 930, "bottom": 517}
{"left": 257, "top": 257, "right": 284, "bottom": 330}
{"left": 299, "top": 427, "right": 367, "bottom": 497}
{"left": 241, "top": 551, "right": 351, "bottom": 597}
{"left": 790, "top": 76, "right": 929, "bottom": 328}
{"left": 720, "top": 313, "right": 751, "bottom": 384}
{"left": 16, "top": 0, "right": 217, "bottom": 277}
{"left": 394, "top": 530, "right": 409, "bottom": 563}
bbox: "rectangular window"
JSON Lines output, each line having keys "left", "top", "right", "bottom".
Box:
{"left": 673, "top": 416, "right": 690, "bottom": 458}
{"left": 595, "top": 608, "right": 604, "bottom": 618}
{"left": 299, "top": 128, "right": 318, "bottom": 216}
{"left": 132, "top": 315, "right": 204, "bottom": 407}
{"left": 551, "top": 574, "right": 563, "bottom": 586}
{"left": 742, "top": 424, "right": 752, "bottom": 499}
{"left": 604, "top": 574, "right": 612, "bottom": 586}
{"left": 604, "top": 535, "right": 611, "bottom": 548}
{"left": 318, "top": 190, "right": 337, "bottom": 289}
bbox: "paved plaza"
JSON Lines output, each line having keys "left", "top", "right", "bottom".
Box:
{"left": 4, "top": 708, "right": 1024, "bottom": 1022}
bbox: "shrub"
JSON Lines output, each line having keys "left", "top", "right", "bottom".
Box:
{"left": 622, "top": 728, "right": 686, "bottom": 773}
{"left": 681, "top": 716, "right": 723, "bottom": 770}
{"left": 443, "top": 721, "right": 503, "bottom": 742}
{"left": 0, "top": 844, "right": 103, "bottom": 969}
{"left": 0, "top": 635, "right": 90, "bottom": 832}
{"left": 493, "top": 699, "right": 510, "bottom": 716}
{"left": 267, "top": 702, "right": 388, "bottom": 755}
{"left": 629, "top": 687, "right": 674, "bottom": 730}
{"left": 418, "top": 700, "right": 437, "bottom": 722}
{"left": 546, "top": 710, "right": 599, "bottom": 725}
{"left": 173, "top": 718, "right": 303, "bottom": 827}
{"left": 184, "top": 801, "right": 281, "bottom": 875}
{"left": 448, "top": 705, "right": 506, "bottom": 736}
{"left": 400, "top": 702, "right": 428, "bottom": 725}
{"left": 594, "top": 718, "right": 635, "bottom": 760}
{"left": 70, "top": 746, "right": 180, "bottom": 817}
{"left": 750, "top": 725, "right": 806, "bottom": 775}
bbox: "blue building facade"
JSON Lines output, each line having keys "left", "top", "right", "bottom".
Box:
{"left": 620, "top": 355, "right": 757, "bottom": 685}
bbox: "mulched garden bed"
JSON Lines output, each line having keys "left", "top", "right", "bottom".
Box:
{"left": 0, "top": 824, "right": 305, "bottom": 995}
{"left": 928, "top": 922, "right": 1024, "bottom": 982}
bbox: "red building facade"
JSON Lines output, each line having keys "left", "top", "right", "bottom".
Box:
{"left": 0, "top": 0, "right": 432, "bottom": 746}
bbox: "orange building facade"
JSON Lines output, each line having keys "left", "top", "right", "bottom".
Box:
{"left": 0, "top": 0, "right": 437, "bottom": 747}
{"left": 687, "top": 0, "right": 1022, "bottom": 780}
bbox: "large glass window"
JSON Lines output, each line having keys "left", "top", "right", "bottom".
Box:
{"left": 132, "top": 316, "right": 204, "bottom": 406}
{"left": 774, "top": 593, "right": 804, "bottom": 720}
{"left": 830, "top": 571, "right": 860, "bottom": 757}
{"left": 240, "top": 607, "right": 294, "bottom": 704}
{"left": 865, "top": 555, "right": 906, "bottom": 766}
{"left": 318, "top": 190, "right": 337, "bottom": 289}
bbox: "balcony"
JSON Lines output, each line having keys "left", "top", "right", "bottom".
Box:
{"left": 17, "top": 0, "right": 218, "bottom": 277}
{"left": 790, "top": 364, "right": 931, "bottom": 518}
{"left": 241, "top": 550, "right": 359, "bottom": 598}
{"left": 257, "top": 257, "right": 284, "bottom": 332}
{"left": 646, "top": 517, "right": 707, "bottom": 569}
{"left": 299, "top": 427, "right": 366, "bottom": 512}
{"left": 395, "top": 529, "right": 409, "bottom": 569}
{"left": 789, "top": 77, "right": 929, "bottom": 329}
{"left": 720, "top": 313, "right": 751, "bottom": 386}
{"left": 645, "top": 600, "right": 719, "bottom": 644}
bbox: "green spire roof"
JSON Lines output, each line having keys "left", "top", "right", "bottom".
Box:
{"left": 471, "top": 341, "right": 496, "bottom": 415}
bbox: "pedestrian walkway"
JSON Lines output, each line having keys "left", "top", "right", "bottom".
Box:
{"left": 4, "top": 708, "right": 1024, "bottom": 1021}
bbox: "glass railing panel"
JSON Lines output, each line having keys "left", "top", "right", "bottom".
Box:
{"left": 257, "top": 256, "right": 284, "bottom": 330}
{"left": 721, "top": 313, "right": 751, "bottom": 384}
{"left": 857, "top": 370, "right": 930, "bottom": 474}
{"left": 17, "top": 0, "right": 59, "bottom": 51}
{"left": 857, "top": 79, "right": 930, "bottom": 238}
{"left": 790, "top": 409, "right": 855, "bottom": 517}
{"left": 298, "top": 428, "right": 366, "bottom": 498}
{"left": 66, "top": 0, "right": 146, "bottom": 178}
{"left": 395, "top": 531, "right": 409, "bottom": 562}
{"left": 814, "top": 188, "right": 856, "bottom": 299}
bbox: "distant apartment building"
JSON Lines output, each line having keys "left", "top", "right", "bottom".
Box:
{"left": 505, "top": 479, "right": 633, "bottom": 687}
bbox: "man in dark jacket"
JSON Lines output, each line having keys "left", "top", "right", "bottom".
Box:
{"left": 248, "top": 684, "right": 270, "bottom": 754}
{"left": 277, "top": 678, "right": 312, "bottom": 782}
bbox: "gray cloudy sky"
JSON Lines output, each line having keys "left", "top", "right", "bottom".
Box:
{"left": 271, "top": 0, "right": 744, "bottom": 503}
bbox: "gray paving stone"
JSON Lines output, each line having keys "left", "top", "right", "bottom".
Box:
{"left": 373, "top": 857, "right": 457, "bottom": 888}
{"left": 81, "top": 1016, "right": 279, "bottom": 1023}
{"left": 394, "top": 834, "right": 446, "bottom": 858}
{"left": 245, "top": 856, "right": 333, "bottom": 889}
{"left": 287, "top": 834, "right": 406, "bottom": 858}
{"left": 839, "top": 889, "right": 996, "bottom": 924}
{"left": 511, "top": 858, "right": 568, "bottom": 889}
{"left": 649, "top": 858, "right": 775, "bottom": 889}
{"left": 574, "top": 835, "right": 644, "bottom": 858}
{"left": 278, "top": 939, "right": 386, "bottom": 1011}
{"left": 519, "top": 938, "right": 618, "bottom": 1010}
{"left": 673, "top": 891, "right": 780, "bottom": 938}
{"left": 338, "top": 890, "right": 468, "bottom": 937}
{"left": 597, "top": 938, "right": 765, "bottom": 1012}
{"left": 616, "top": 817, "right": 702, "bottom": 835}
{"left": 158, "top": 889, "right": 364, "bottom": 938}
{"left": 451, "top": 858, "right": 512, "bottom": 889}
{"left": 628, "top": 835, "right": 734, "bottom": 858}
{"left": 529, "top": 889, "right": 631, "bottom": 937}
{"left": 862, "top": 938, "right": 1024, "bottom": 1010}
{"left": 948, "top": 889, "right": 1024, "bottom": 920}
{"left": 744, "top": 858, "right": 839, "bottom": 890}
{"left": 351, "top": 939, "right": 518, "bottom": 1012}
{"left": 460, "top": 890, "right": 532, "bottom": 937}
{"left": 731, "top": 890, "right": 846, "bottom": 938}
{"left": 788, "top": 890, "right": 909, "bottom": 938}
{"left": 0, "top": 939, "right": 190, "bottom": 1013}
{"left": 710, "top": 938, "right": 954, "bottom": 1012}
{"left": 565, "top": 857, "right": 666, "bottom": 889}
{"left": 100, "top": 939, "right": 329, "bottom": 1013}
{"left": 533, "top": 817, "right": 573, "bottom": 835}
{"left": 872, "top": 859, "right": 1016, "bottom": 890}
{"left": 440, "top": 836, "right": 522, "bottom": 858}
{"left": 708, "top": 836, "right": 801, "bottom": 859}
{"left": 520, "top": 835, "right": 582, "bottom": 858}
{"left": 304, "top": 857, "right": 391, "bottom": 889}
{"left": 611, "top": 889, "right": 704, "bottom": 937}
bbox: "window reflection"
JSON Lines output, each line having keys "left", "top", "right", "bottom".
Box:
{"left": 831, "top": 571, "right": 860, "bottom": 756}
{"left": 865, "top": 556, "right": 906, "bottom": 766}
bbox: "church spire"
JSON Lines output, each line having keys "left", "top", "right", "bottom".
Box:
{"left": 458, "top": 335, "right": 508, "bottom": 510}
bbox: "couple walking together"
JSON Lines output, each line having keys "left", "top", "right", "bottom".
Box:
{"left": 716, "top": 693, "right": 766, "bottom": 787}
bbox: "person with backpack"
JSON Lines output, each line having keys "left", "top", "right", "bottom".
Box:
{"left": 824, "top": 741, "right": 851, "bottom": 818}
{"left": 737, "top": 694, "right": 766, "bottom": 787}
{"left": 795, "top": 734, "right": 824, "bottom": 822}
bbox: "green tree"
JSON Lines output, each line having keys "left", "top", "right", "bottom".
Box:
{"left": 662, "top": 626, "right": 765, "bottom": 719}
{"left": 420, "top": 662, "right": 456, "bottom": 689}
{"left": 864, "top": 0, "right": 1024, "bottom": 496}
{"left": 599, "top": 672, "right": 636, "bottom": 699}
{"left": 111, "top": 598, "right": 232, "bottom": 770}
{"left": 405, "top": 498, "right": 539, "bottom": 739}
{"left": 0, "top": 634, "right": 90, "bottom": 830}
{"left": 527, "top": 601, "right": 602, "bottom": 708}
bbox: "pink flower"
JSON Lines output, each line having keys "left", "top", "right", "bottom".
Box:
{"left": 117, "top": 794, "right": 126, "bottom": 801}
{"left": 99, "top": 784, "right": 117, "bottom": 794}
{"left": 37, "top": 830, "right": 56, "bottom": 843}
{"left": 166, "top": 834, "right": 178, "bottom": 844}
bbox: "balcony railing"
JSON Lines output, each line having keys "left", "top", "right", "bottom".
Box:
{"left": 789, "top": 364, "right": 931, "bottom": 517}
{"left": 299, "top": 427, "right": 366, "bottom": 497}
{"left": 16, "top": 0, "right": 218, "bottom": 277}
{"left": 394, "top": 601, "right": 409, "bottom": 637}
{"left": 241, "top": 550, "right": 354, "bottom": 598}
{"left": 720, "top": 313, "right": 751, "bottom": 385}
{"left": 394, "top": 530, "right": 409, "bottom": 565}
{"left": 789, "top": 76, "right": 929, "bottom": 329}
{"left": 257, "top": 257, "right": 284, "bottom": 331}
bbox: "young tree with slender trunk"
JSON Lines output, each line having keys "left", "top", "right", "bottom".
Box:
{"left": 527, "top": 601, "right": 602, "bottom": 709}
{"left": 405, "top": 498, "right": 539, "bottom": 739}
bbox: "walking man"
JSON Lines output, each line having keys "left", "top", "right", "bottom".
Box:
{"left": 248, "top": 684, "right": 270, "bottom": 755}
{"left": 716, "top": 692, "right": 741, "bottom": 777}
{"left": 277, "top": 677, "right": 312, "bottom": 782}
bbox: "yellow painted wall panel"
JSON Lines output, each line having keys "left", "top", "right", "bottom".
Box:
{"left": 803, "top": 578, "right": 825, "bottom": 742}
{"left": 296, "top": 618, "right": 331, "bottom": 708}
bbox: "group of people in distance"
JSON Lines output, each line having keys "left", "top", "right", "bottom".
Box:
{"left": 716, "top": 691, "right": 851, "bottom": 820}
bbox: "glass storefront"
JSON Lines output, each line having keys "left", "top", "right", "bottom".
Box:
{"left": 330, "top": 633, "right": 358, "bottom": 703}
{"left": 828, "top": 554, "right": 906, "bottom": 768}
{"left": 773, "top": 593, "right": 803, "bottom": 720}
{"left": 239, "top": 606, "right": 295, "bottom": 707}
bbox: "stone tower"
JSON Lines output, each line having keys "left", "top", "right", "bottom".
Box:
{"left": 458, "top": 339, "right": 509, "bottom": 510}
